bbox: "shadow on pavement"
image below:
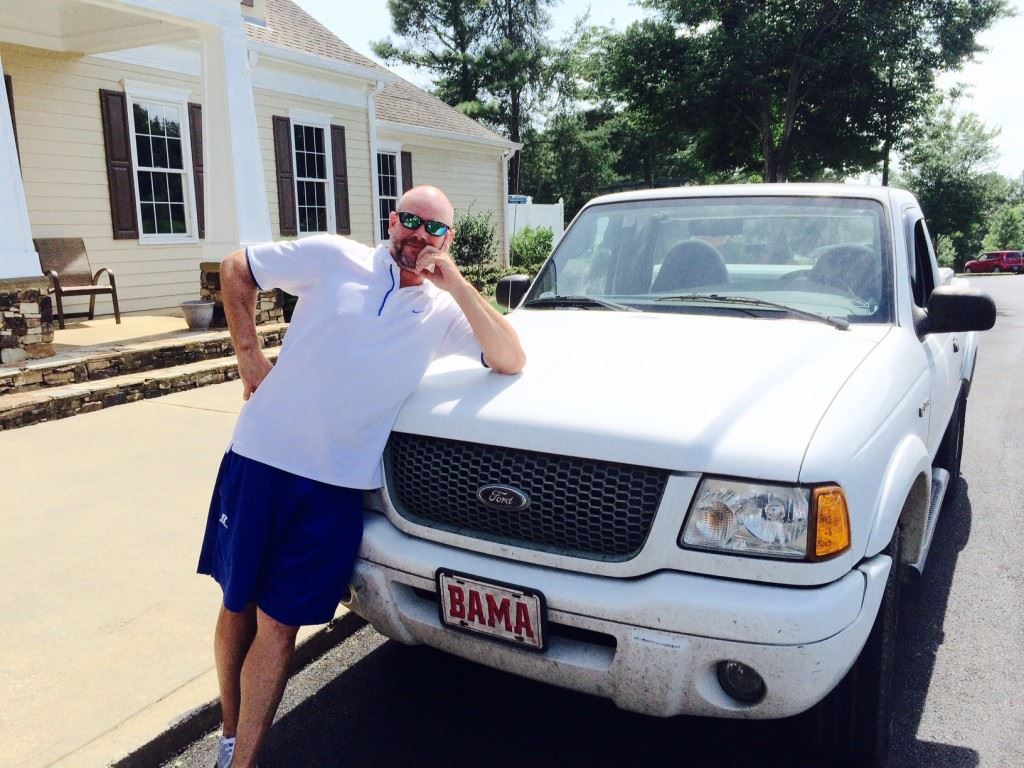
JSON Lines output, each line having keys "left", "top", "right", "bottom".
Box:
{"left": 251, "top": 485, "right": 981, "bottom": 768}
{"left": 887, "top": 479, "right": 980, "bottom": 768}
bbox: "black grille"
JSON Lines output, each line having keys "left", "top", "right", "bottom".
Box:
{"left": 384, "top": 432, "right": 668, "bottom": 560}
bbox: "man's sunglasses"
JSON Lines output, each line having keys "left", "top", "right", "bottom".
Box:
{"left": 397, "top": 211, "right": 451, "bottom": 237}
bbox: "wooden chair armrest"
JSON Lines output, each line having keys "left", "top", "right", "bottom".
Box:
{"left": 45, "top": 269, "right": 61, "bottom": 292}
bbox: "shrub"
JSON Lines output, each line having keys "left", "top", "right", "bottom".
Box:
{"left": 510, "top": 226, "right": 554, "bottom": 274}
{"left": 451, "top": 208, "right": 498, "bottom": 290}
{"left": 982, "top": 204, "right": 1024, "bottom": 251}
{"left": 935, "top": 235, "right": 957, "bottom": 269}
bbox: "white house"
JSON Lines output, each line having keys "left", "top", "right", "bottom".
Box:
{"left": 0, "top": 0, "right": 516, "bottom": 360}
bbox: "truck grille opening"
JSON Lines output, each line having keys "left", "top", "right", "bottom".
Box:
{"left": 384, "top": 433, "right": 668, "bottom": 560}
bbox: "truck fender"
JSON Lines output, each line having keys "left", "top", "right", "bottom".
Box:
{"left": 865, "top": 434, "right": 932, "bottom": 557}
{"left": 960, "top": 331, "right": 980, "bottom": 397}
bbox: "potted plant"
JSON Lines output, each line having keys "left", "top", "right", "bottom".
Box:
{"left": 180, "top": 298, "right": 215, "bottom": 330}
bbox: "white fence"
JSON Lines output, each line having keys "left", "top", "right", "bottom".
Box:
{"left": 505, "top": 197, "right": 564, "bottom": 267}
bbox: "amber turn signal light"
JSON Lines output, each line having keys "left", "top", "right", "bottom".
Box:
{"left": 813, "top": 485, "right": 851, "bottom": 558}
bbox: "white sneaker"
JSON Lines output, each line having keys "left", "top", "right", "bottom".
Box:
{"left": 216, "top": 735, "right": 235, "bottom": 768}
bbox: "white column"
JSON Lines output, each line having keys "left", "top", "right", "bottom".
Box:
{"left": 199, "top": 25, "right": 271, "bottom": 259}
{"left": 501, "top": 151, "right": 511, "bottom": 267}
{"left": 367, "top": 85, "right": 381, "bottom": 245}
{"left": 0, "top": 54, "right": 39, "bottom": 279}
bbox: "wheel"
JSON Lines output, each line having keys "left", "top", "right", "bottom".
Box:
{"left": 993, "top": 266, "right": 1001, "bottom": 273}
{"left": 811, "top": 527, "right": 901, "bottom": 768}
{"left": 936, "top": 388, "right": 967, "bottom": 503}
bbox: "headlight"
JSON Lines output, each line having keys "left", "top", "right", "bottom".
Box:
{"left": 680, "top": 478, "right": 850, "bottom": 560}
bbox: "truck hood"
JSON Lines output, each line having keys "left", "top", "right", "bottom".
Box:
{"left": 395, "top": 310, "right": 889, "bottom": 479}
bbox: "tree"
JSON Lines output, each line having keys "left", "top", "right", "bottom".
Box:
{"left": 372, "top": 0, "right": 490, "bottom": 108}
{"left": 598, "top": 0, "right": 1007, "bottom": 182}
{"left": 982, "top": 205, "right": 1024, "bottom": 251}
{"left": 897, "top": 104, "right": 1001, "bottom": 268}
{"left": 479, "top": 0, "right": 556, "bottom": 191}
{"left": 870, "top": 1, "right": 1007, "bottom": 184}
{"left": 375, "top": 0, "right": 558, "bottom": 193}
{"left": 519, "top": 110, "right": 620, "bottom": 216}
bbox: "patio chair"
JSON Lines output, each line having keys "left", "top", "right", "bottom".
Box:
{"left": 34, "top": 238, "right": 121, "bottom": 329}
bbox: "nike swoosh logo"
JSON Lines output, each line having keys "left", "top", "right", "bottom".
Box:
{"left": 412, "top": 309, "right": 424, "bottom": 314}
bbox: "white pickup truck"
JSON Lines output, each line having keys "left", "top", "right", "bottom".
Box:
{"left": 347, "top": 184, "right": 996, "bottom": 766}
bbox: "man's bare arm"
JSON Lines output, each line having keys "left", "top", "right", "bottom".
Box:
{"left": 414, "top": 246, "right": 526, "bottom": 375}
{"left": 221, "top": 249, "right": 274, "bottom": 399}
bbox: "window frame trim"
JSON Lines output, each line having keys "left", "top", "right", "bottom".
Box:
{"left": 123, "top": 81, "right": 199, "bottom": 245}
{"left": 376, "top": 141, "right": 404, "bottom": 244}
{"left": 288, "top": 109, "right": 336, "bottom": 237}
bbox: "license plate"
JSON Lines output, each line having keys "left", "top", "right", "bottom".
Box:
{"left": 436, "top": 570, "right": 546, "bottom": 652}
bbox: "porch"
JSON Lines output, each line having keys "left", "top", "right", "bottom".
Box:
{"left": 0, "top": 0, "right": 275, "bottom": 362}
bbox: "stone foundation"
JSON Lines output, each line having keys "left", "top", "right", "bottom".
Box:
{"left": 0, "top": 324, "right": 286, "bottom": 396}
{"left": 200, "top": 261, "right": 284, "bottom": 327}
{"left": 1, "top": 277, "right": 55, "bottom": 364}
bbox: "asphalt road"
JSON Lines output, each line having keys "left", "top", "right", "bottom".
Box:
{"left": 164, "top": 275, "right": 1024, "bottom": 768}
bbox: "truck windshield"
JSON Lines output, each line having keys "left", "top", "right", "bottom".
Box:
{"left": 526, "top": 196, "right": 893, "bottom": 324}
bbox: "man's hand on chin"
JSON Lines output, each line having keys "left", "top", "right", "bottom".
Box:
{"left": 414, "top": 246, "right": 469, "bottom": 295}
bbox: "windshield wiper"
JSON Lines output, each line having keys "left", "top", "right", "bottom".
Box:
{"left": 522, "top": 295, "right": 637, "bottom": 312}
{"left": 655, "top": 293, "right": 850, "bottom": 330}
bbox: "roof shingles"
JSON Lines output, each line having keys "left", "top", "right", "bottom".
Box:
{"left": 248, "top": 0, "right": 509, "bottom": 145}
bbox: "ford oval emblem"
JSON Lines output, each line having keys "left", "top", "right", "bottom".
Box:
{"left": 477, "top": 484, "right": 531, "bottom": 512}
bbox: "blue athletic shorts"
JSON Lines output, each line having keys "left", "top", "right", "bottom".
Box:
{"left": 196, "top": 449, "right": 364, "bottom": 627}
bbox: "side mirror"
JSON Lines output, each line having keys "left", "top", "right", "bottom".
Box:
{"left": 495, "top": 274, "right": 531, "bottom": 309}
{"left": 915, "top": 286, "right": 996, "bottom": 336}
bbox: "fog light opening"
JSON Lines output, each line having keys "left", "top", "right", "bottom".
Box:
{"left": 716, "top": 660, "right": 766, "bottom": 705}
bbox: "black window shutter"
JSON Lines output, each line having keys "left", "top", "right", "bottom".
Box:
{"left": 331, "top": 124, "right": 351, "bottom": 235}
{"left": 188, "top": 103, "right": 205, "bottom": 239}
{"left": 99, "top": 89, "right": 139, "bottom": 240}
{"left": 272, "top": 115, "right": 297, "bottom": 236}
{"left": 401, "top": 150, "right": 413, "bottom": 193}
{"left": 5, "top": 74, "right": 19, "bottom": 165}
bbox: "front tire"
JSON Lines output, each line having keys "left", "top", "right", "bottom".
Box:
{"left": 993, "top": 266, "right": 1002, "bottom": 273}
{"left": 812, "top": 527, "right": 901, "bottom": 767}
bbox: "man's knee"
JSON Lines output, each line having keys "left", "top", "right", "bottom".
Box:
{"left": 256, "top": 607, "right": 300, "bottom": 648}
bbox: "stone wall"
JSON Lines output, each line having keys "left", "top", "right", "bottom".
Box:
{"left": 0, "top": 325, "right": 286, "bottom": 396}
{"left": 1, "top": 278, "right": 55, "bottom": 364}
{"left": 200, "top": 262, "right": 284, "bottom": 327}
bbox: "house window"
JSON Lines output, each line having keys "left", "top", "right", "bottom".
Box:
{"left": 130, "top": 99, "right": 193, "bottom": 237}
{"left": 293, "top": 123, "right": 330, "bottom": 234}
{"left": 377, "top": 151, "right": 399, "bottom": 241}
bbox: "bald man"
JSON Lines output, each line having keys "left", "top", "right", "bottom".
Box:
{"left": 197, "top": 186, "right": 525, "bottom": 768}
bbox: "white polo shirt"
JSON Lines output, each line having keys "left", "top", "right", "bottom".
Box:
{"left": 229, "top": 234, "right": 482, "bottom": 489}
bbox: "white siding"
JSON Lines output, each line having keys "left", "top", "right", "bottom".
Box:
{"left": 2, "top": 43, "right": 205, "bottom": 315}
{"left": 402, "top": 142, "right": 508, "bottom": 260}
{"left": 2, "top": 41, "right": 504, "bottom": 315}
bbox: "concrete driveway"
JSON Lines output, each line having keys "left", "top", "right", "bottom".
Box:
{"left": 0, "top": 380, "right": 340, "bottom": 768}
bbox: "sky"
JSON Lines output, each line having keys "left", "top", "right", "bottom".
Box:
{"left": 295, "top": 0, "right": 1024, "bottom": 179}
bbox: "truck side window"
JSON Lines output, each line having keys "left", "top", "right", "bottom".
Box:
{"left": 910, "top": 219, "right": 935, "bottom": 308}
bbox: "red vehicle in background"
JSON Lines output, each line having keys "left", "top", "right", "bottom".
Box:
{"left": 965, "top": 250, "right": 1023, "bottom": 274}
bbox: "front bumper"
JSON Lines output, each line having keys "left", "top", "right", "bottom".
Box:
{"left": 347, "top": 514, "right": 890, "bottom": 719}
